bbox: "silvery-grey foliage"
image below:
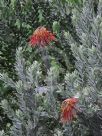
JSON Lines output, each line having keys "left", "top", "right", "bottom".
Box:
{"left": 45, "top": 67, "right": 59, "bottom": 118}
{"left": 1, "top": 0, "right": 102, "bottom": 136}
{"left": 0, "top": 47, "right": 59, "bottom": 136}
{"left": 63, "top": 0, "right": 102, "bottom": 135}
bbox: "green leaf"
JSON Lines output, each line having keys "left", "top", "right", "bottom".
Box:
{"left": 15, "top": 19, "right": 21, "bottom": 29}
{"left": 51, "top": 58, "right": 60, "bottom": 71}
{"left": 52, "top": 21, "right": 60, "bottom": 33}
{"left": 38, "top": 9, "right": 44, "bottom": 23}
{"left": 10, "top": 0, "right": 16, "bottom": 9}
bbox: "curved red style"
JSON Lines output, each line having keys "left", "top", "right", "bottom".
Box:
{"left": 29, "top": 27, "right": 56, "bottom": 47}
{"left": 60, "top": 97, "right": 78, "bottom": 124}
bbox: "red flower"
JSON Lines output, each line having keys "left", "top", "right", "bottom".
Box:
{"left": 29, "top": 27, "right": 56, "bottom": 47}
{"left": 60, "top": 97, "right": 78, "bottom": 124}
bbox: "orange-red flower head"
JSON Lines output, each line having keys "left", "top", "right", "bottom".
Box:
{"left": 60, "top": 97, "right": 78, "bottom": 124}
{"left": 29, "top": 27, "right": 56, "bottom": 47}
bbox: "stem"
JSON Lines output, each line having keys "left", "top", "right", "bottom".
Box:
{"left": 40, "top": 46, "right": 51, "bottom": 72}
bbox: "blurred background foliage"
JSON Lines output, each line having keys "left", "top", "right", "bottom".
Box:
{"left": 0, "top": 0, "right": 82, "bottom": 133}
{"left": 0, "top": 0, "right": 82, "bottom": 76}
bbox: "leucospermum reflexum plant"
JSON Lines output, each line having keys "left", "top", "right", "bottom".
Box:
{"left": 29, "top": 26, "right": 57, "bottom": 71}
{"left": 1, "top": 0, "right": 102, "bottom": 135}
{"left": 60, "top": 97, "right": 79, "bottom": 124}
{"left": 0, "top": 25, "right": 80, "bottom": 136}
{"left": 29, "top": 26, "right": 57, "bottom": 47}
{"left": 1, "top": 0, "right": 102, "bottom": 134}
{"left": 29, "top": 26, "right": 80, "bottom": 125}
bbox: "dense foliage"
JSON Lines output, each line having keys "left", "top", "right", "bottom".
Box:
{"left": 0, "top": 0, "right": 102, "bottom": 136}
{"left": 0, "top": 0, "right": 75, "bottom": 131}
